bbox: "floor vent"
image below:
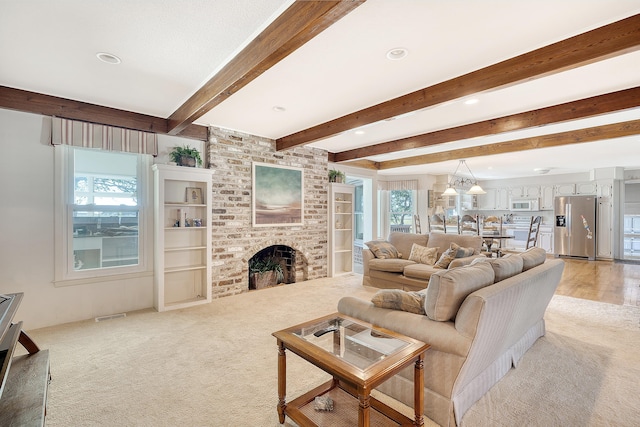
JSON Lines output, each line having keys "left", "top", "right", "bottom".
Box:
{"left": 95, "top": 313, "right": 126, "bottom": 322}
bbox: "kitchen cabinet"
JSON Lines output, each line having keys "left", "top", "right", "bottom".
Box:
{"left": 555, "top": 182, "right": 597, "bottom": 197}
{"left": 460, "top": 194, "right": 477, "bottom": 211}
{"left": 477, "top": 187, "right": 508, "bottom": 210}
{"left": 537, "top": 229, "right": 554, "bottom": 253}
{"left": 477, "top": 188, "right": 496, "bottom": 210}
{"left": 540, "top": 185, "right": 554, "bottom": 210}
{"left": 510, "top": 185, "right": 540, "bottom": 199}
{"left": 554, "top": 183, "right": 576, "bottom": 196}
{"left": 597, "top": 180, "right": 613, "bottom": 198}
{"left": 597, "top": 197, "right": 613, "bottom": 259}
{"left": 576, "top": 182, "right": 597, "bottom": 195}
{"left": 329, "top": 183, "right": 354, "bottom": 277}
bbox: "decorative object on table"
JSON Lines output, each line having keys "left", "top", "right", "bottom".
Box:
{"left": 314, "top": 396, "right": 334, "bottom": 412}
{"left": 442, "top": 160, "right": 486, "bottom": 196}
{"left": 169, "top": 145, "right": 202, "bottom": 167}
{"left": 328, "top": 168, "right": 345, "bottom": 183}
{"left": 186, "top": 187, "right": 203, "bottom": 204}
{"left": 252, "top": 162, "right": 303, "bottom": 227}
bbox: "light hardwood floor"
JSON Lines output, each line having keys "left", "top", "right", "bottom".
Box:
{"left": 555, "top": 257, "right": 640, "bottom": 307}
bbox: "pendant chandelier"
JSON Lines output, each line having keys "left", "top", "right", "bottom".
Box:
{"left": 442, "top": 160, "right": 486, "bottom": 196}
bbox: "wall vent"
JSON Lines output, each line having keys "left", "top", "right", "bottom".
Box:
{"left": 95, "top": 313, "right": 126, "bottom": 322}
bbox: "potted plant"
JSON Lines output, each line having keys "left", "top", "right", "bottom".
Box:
{"left": 249, "top": 257, "right": 284, "bottom": 289}
{"left": 328, "top": 169, "right": 345, "bottom": 183}
{"left": 169, "top": 145, "right": 202, "bottom": 167}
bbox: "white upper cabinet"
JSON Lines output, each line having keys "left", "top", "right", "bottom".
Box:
{"left": 510, "top": 185, "right": 540, "bottom": 199}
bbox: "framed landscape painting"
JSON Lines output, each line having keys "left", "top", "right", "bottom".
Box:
{"left": 252, "top": 162, "right": 304, "bottom": 227}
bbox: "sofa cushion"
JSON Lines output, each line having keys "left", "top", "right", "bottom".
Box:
{"left": 520, "top": 247, "right": 547, "bottom": 271}
{"left": 388, "top": 232, "right": 429, "bottom": 260}
{"left": 371, "top": 289, "right": 426, "bottom": 314}
{"left": 427, "top": 233, "right": 483, "bottom": 257}
{"left": 408, "top": 244, "right": 438, "bottom": 265}
{"left": 365, "top": 240, "right": 400, "bottom": 259}
{"left": 425, "top": 262, "right": 495, "bottom": 321}
{"left": 489, "top": 254, "right": 524, "bottom": 282}
{"left": 369, "top": 258, "right": 415, "bottom": 273}
{"left": 434, "top": 242, "right": 460, "bottom": 269}
{"left": 403, "top": 263, "right": 439, "bottom": 280}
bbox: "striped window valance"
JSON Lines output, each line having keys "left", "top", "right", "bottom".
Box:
{"left": 378, "top": 180, "right": 418, "bottom": 191}
{"left": 50, "top": 117, "right": 158, "bottom": 156}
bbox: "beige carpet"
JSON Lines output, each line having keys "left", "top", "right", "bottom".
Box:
{"left": 21, "top": 274, "right": 640, "bottom": 427}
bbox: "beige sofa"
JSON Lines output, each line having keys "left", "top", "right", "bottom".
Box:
{"left": 339, "top": 248, "right": 564, "bottom": 426}
{"left": 363, "top": 232, "right": 484, "bottom": 291}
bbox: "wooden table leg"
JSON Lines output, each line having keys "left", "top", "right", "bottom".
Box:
{"left": 414, "top": 355, "right": 425, "bottom": 426}
{"left": 277, "top": 340, "right": 286, "bottom": 424}
{"left": 358, "top": 390, "right": 371, "bottom": 427}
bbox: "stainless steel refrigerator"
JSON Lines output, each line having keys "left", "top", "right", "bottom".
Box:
{"left": 554, "top": 195, "right": 597, "bottom": 260}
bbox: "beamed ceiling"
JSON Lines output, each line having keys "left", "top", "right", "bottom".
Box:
{"left": 1, "top": 0, "right": 639, "bottom": 179}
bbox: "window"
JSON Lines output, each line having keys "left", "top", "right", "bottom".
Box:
{"left": 388, "top": 190, "right": 415, "bottom": 233}
{"left": 55, "top": 147, "right": 151, "bottom": 283}
{"left": 354, "top": 183, "right": 364, "bottom": 240}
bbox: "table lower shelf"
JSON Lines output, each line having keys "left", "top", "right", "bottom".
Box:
{"left": 285, "top": 379, "right": 411, "bottom": 427}
{"left": 0, "top": 350, "right": 50, "bottom": 427}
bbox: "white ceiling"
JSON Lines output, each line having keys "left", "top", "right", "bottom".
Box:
{"left": 2, "top": 0, "right": 640, "bottom": 179}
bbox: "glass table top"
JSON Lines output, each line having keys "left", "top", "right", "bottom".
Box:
{"left": 292, "top": 316, "right": 411, "bottom": 370}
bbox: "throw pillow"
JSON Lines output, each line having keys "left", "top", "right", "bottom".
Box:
{"left": 365, "top": 240, "right": 400, "bottom": 259}
{"left": 520, "top": 247, "right": 547, "bottom": 271}
{"left": 425, "top": 262, "right": 495, "bottom": 321}
{"left": 408, "top": 244, "right": 438, "bottom": 265}
{"left": 434, "top": 242, "right": 460, "bottom": 269}
{"left": 456, "top": 246, "right": 476, "bottom": 258}
{"left": 371, "top": 289, "right": 426, "bottom": 315}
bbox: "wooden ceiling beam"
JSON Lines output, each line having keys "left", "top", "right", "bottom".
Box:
{"left": 0, "top": 86, "right": 208, "bottom": 141}
{"left": 277, "top": 13, "right": 640, "bottom": 150}
{"left": 377, "top": 119, "right": 640, "bottom": 170}
{"left": 166, "top": 0, "right": 366, "bottom": 136}
{"left": 333, "top": 86, "right": 640, "bottom": 162}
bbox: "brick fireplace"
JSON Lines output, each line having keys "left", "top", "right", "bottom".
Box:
{"left": 208, "top": 126, "right": 328, "bottom": 297}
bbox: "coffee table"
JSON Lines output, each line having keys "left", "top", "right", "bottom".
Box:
{"left": 272, "top": 313, "right": 430, "bottom": 427}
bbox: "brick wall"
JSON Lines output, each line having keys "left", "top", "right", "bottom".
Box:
{"left": 208, "top": 126, "right": 328, "bottom": 296}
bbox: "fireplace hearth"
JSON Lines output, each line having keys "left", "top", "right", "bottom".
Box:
{"left": 248, "top": 245, "right": 297, "bottom": 290}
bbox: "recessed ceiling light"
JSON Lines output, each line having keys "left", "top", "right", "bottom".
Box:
{"left": 386, "top": 47, "right": 408, "bottom": 60}
{"left": 534, "top": 168, "right": 551, "bottom": 174}
{"left": 272, "top": 106, "right": 286, "bottom": 112}
{"left": 96, "top": 52, "right": 121, "bottom": 64}
{"left": 355, "top": 130, "right": 365, "bottom": 135}
{"left": 464, "top": 98, "right": 479, "bottom": 105}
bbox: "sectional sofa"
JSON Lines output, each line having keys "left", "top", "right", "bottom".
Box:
{"left": 339, "top": 248, "right": 564, "bottom": 426}
{"left": 363, "top": 232, "right": 485, "bottom": 291}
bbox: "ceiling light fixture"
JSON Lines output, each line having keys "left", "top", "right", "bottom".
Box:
{"left": 96, "top": 52, "right": 121, "bottom": 64}
{"left": 534, "top": 167, "right": 551, "bottom": 174}
{"left": 464, "top": 98, "right": 479, "bottom": 105}
{"left": 272, "top": 106, "right": 286, "bottom": 112}
{"left": 386, "top": 47, "right": 408, "bottom": 60}
{"left": 354, "top": 130, "right": 365, "bottom": 135}
{"left": 442, "top": 160, "right": 486, "bottom": 196}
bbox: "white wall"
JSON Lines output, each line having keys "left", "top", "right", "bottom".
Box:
{"left": 0, "top": 109, "right": 200, "bottom": 329}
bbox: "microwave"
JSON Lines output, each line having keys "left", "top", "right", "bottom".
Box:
{"left": 510, "top": 198, "right": 539, "bottom": 211}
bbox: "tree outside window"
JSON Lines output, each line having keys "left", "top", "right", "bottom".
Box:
{"left": 389, "top": 190, "right": 414, "bottom": 229}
